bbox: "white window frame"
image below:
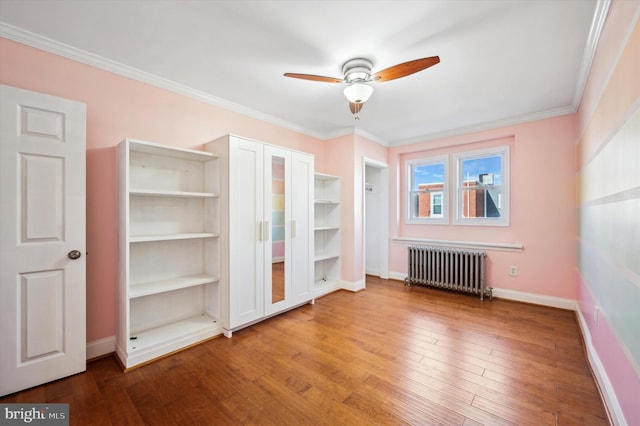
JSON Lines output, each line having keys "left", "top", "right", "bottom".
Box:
{"left": 454, "top": 146, "right": 509, "bottom": 226}
{"left": 406, "top": 155, "right": 448, "bottom": 224}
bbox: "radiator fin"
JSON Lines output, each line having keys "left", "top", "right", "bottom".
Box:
{"left": 404, "top": 245, "right": 492, "bottom": 300}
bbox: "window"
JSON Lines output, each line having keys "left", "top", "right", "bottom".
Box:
{"left": 406, "top": 156, "right": 448, "bottom": 224}
{"left": 455, "top": 147, "right": 509, "bottom": 226}
{"left": 430, "top": 192, "right": 443, "bottom": 217}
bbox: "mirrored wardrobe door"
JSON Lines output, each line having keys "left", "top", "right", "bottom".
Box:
{"left": 271, "top": 154, "right": 286, "bottom": 304}
{"left": 264, "top": 146, "right": 291, "bottom": 315}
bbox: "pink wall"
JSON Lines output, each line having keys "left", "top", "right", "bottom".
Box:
{"left": 388, "top": 115, "right": 577, "bottom": 299}
{"left": 575, "top": 1, "right": 640, "bottom": 424}
{"left": 0, "top": 38, "right": 324, "bottom": 342}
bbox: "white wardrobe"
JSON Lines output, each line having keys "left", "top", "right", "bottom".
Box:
{"left": 207, "top": 135, "right": 314, "bottom": 336}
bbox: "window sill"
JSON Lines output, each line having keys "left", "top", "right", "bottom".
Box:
{"left": 392, "top": 237, "right": 523, "bottom": 252}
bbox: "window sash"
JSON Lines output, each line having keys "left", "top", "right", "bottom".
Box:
{"left": 455, "top": 147, "right": 509, "bottom": 226}
{"left": 406, "top": 156, "right": 448, "bottom": 224}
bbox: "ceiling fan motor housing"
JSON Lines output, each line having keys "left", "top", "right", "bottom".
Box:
{"left": 343, "top": 58, "right": 373, "bottom": 83}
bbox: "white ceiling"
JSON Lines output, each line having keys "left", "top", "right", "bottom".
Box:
{"left": 0, "top": 0, "right": 605, "bottom": 146}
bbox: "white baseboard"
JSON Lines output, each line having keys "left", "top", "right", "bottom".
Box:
{"left": 342, "top": 279, "right": 366, "bottom": 292}
{"left": 490, "top": 288, "right": 576, "bottom": 310}
{"left": 575, "top": 307, "right": 626, "bottom": 426}
{"left": 388, "top": 273, "right": 576, "bottom": 309}
{"left": 389, "top": 272, "right": 406, "bottom": 282}
{"left": 86, "top": 336, "right": 116, "bottom": 360}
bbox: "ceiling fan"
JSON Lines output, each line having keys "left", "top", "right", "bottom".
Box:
{"left": 284, "top": 56, "right": 440, "bottom": 118}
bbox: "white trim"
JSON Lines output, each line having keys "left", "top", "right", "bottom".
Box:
{"left": 342, "top": 279, "right": 366, "bottom": 292}
{"left": 355, "top": 128, "right": 388, "bottom": 146}
{"left": 389, "top": 271, "right": 407, "bottom": 282}
{"left": 392, "top": 237, "right": 523, "bottom": 252}
{"left": 86, "top": 336, "right": 116, "bottom": 360}
{"left": 0, "top": 22, "right": 325, "bottom": 140}
{"left": 388, "top": 106, "right": 576, "bottom": 147}
{"left": 572, "top": 0, "right": 612, "bottom": 109}
{"left": 490, "top": 288, "right": 576, "bottom": 310}
{"left": 388, "top": 275, "right": 574, "bottom": 309}
{"left": 575, "top": 306, "right": 627, "bottom": 426}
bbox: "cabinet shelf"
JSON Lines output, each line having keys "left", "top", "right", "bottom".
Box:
{"left": 315, "top": 199, "right": 339, "bottom": 204}
{"left": 130, "top": 274, "right": 219, "bottom": 299}
{"left": 315, "top": 253, "right": 340, "bottom": 262}
{"left": 129, "top": 232, "right": 218, "bottom": 243}
{"left": 128, "top": 138, "right": 217, "bottom": 161}
{"left": 315, "top": 172, "right": 338, "bottom": 181}
{"left": 130, "top": 189, "right": 218, "bottom": 198}
{"left": 128, "top": 314, "right": 221, "bottom": 353}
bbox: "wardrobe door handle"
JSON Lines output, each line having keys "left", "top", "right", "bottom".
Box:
{"left": 258, "top": 221, "right": 263, "bottom": 241}
{"left": 264, "top": 221, "right": 270, "bottom": 241}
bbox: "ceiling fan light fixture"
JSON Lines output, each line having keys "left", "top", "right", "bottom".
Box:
{"left": 343, "top": 83, "right": 373, "bottom": 104}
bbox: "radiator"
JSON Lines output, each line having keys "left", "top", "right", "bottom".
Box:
{"left": 404, "top": 245, "right": 492, "bottom": 300}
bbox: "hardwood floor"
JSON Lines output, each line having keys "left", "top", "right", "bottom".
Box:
{"left": 1, "top": 276, "right": 609, "bottom": 425}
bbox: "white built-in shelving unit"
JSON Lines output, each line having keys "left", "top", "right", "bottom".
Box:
{"left": 314, "top": 173, "right": 341, "bottom": 297}
{"left": 116, "top": 138, "right": 223, "bottom": 369}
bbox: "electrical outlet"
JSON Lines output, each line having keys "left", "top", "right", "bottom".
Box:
{"left": 508, "top": 265, "right": 518, "bottom": 276}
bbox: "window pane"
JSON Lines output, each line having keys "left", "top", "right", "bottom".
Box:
{"left": 461, "top": 155, "right": 502, "bottom": 185}
{"left": 431, "top": 192, "right": 442, "bottom": 216}
{"left": 411, "top": 162, "right": 445, "bottom": 219}
{"left": 461, "top": 188, "right": 502, "bottom": 218}
{"left": 458, "top": 151, "right": 506, "bottom": 222}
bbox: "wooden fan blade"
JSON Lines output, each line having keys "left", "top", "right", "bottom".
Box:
{"left": 349, "top": 102, "right": 363, "bottom": 114}
{"left": 283, "top": 73, "right": 343, "bottom": 83}
{"left": 372, "top": 56, "right": 440, "bottom": 82}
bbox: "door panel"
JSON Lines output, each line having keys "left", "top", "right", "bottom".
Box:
{"left": 0, "top": 84, "right": 86, "bottom": 397}
{"left": 228, "top": 138, "right": 264, "bottom": 328}
{"left": 21, "top": 270, "right": 64, "bottom": 360}
{"left": 21, "top": 154, "right": 65, "bottom": 241}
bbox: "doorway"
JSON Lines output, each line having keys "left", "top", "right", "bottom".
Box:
{"left": 364, "top": 158, "right": 389, "bottom": 279}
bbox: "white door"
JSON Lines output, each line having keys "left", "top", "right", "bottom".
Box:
{"left": 0, "top": 85, "right": 86, "bottom": 396}
{"left": 228, "top": 137, "right": 264, "bottom": 329}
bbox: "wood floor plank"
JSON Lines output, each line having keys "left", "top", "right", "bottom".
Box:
{"left": 0, "top": 276, "right": 609, "bottom": 425}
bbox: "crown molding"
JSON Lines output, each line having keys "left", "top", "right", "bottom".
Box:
{"left": 388, "top": 105, "right": 576, "bottom": 147}
{"left": 0, "top": 22, "right": 326, "bottom": 141}
{"left": 1, "top": 0, "right": 610, "bottom": 149}
{"left": 571, "top": 0, "right": 612, "bottom": 108}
